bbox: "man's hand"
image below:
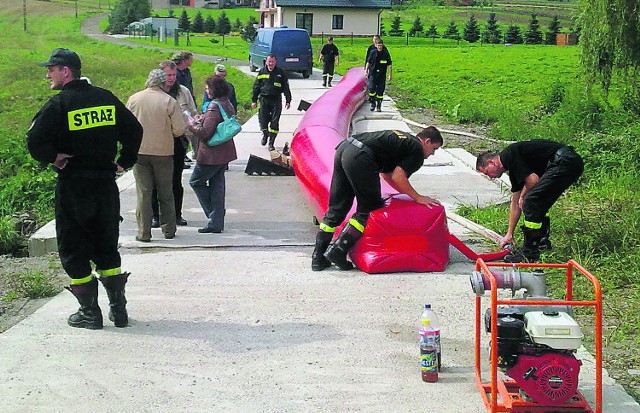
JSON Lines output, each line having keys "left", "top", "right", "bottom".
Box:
{"left": 499, "top": 234, "right": 514, "bottom": 249}
{"left": 251, "top": 102, "right": 257, "bottom": 109}
{"left": 415, "top": 195, "right": 440, "bottom": 208}
{"left": 53, "top": 153, "right": 73, "bottom": 170}
{"left": 285, "top": 102, "right": 291, "bottom": 110}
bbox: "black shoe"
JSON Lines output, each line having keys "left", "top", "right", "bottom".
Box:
{"left": 151, "top": 217, "right": 160, "bottom": 228}
{"left": 328, "top": 82, "right": 332, "bottom": 87}
{"left": 322, "top": 82, "right": 326, "bottom": 87}
{"left": 539, "top": 238, "right": 552, "bottom": 251}
{"left": 268, "top": 145, "right": 275, "bottom": 151}
{"left": 376, "top": 107, "right": 382, "bottom": 112}
{"left": 261, "top": 134, "right": 268, "bottom": 146}
{"left": 198, "top": 227, "right": 222, "bottom": 233}
{"left": 164, "top": 233, "right": 175, "bottom": 239}
{"left": 135, "top": 236, "right": 151, "bottom": 243}
{"left": 370, "top": 104, "right": 376, "bottom": 111}
{"left": 176, "top": 217, "right": 188, "bottom": 226}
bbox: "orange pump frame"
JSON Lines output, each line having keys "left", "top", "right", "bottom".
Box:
{"left": 474, "top": 259, "right": 603, "bottom": 413}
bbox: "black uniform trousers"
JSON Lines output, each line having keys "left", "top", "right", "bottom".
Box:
{"left": 258, "top": 95, "right": 283, "bottom": 134}
{"left": 367, "top": 74, "right": 386, "bottom": 102}
{"left": 322, "top": 61, "right": 336, "bottom": 79}
{"left": 152, "top": 137, "right": 187, "bottom": 219}
{"left": 322, "top": 141, "right": 384, "bottom": 229}
{"left": 522, "top": 147, "right": 584, "bottom": 223}
{"left": 55, "top": 176, "right": 121, "bottom": 279}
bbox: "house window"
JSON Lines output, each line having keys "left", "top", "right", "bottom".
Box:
{"left": 332, "top": 15, "right": 344, "bottom": 30}
{"left": 296, "top": 13, "right": 313, "bottom": 35}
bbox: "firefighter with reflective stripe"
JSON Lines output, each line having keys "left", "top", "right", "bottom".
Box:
{"left": 26, "top": 48, "right": 143, "bottom": 329}
{"left": 365, "top": 38, "right": 392, "bottom": 112}
{"left": 312, "top": 127, "right": 443, "bottom": 271}
{"left": 476, "top": 140, "right": 584, "bottom": 262}
{"left": 251, "top": 53, "right": 292, "bottom": 151}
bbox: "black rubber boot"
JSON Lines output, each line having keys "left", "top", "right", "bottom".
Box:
{"left": 99, "top": 272, "right": 130, "bottom": 327}
{"left": 504, "top": 226, "right": 544, "bottom": 263}
{"left": 322, "top": 78, "right": 326, "bottom": 87}
{"left": 268, "top": 133, "right": 277, "bottom": 151}
{"left": 324, "top": 223, "right": 363, "bottom": 270}
{"left": 66, "top": 277, "right": 103, "bottom": 330}
{"left": 539, "top": 216, "right": 552, "bottom": 251}
{"left": 311, "top": 231, "right": 333, "bottom": 271}
{"left": 376, "top": 99, "right": 382, "bottom": 112}
{"left": 328, "top": 77, "right": 333, "bottom": 87}
{"left": 261, "top": 131, "right": 268, "bottom": 146}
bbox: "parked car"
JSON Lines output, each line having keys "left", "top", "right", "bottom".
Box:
{"left": 249, "top": 27, "right": 313, "bottom": 78}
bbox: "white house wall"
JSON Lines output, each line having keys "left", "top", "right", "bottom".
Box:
{"left": 278, "top": 8, "right": 379, "bottom": 36}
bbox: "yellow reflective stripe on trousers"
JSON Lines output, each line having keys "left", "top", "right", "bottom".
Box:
{"left": 97, "top": 267, "right": 122, "bottom": 277}
{"left": 268, "top": 129, "right": 279, "bottom": 134}
{"left": 71, "top": 274, "right": 94, "bottom": 285}
{"left": 348, "top": 218, "right": 365, "bottom": 233}
{"left": 319, "top": 223, "right": 336, "bottom": 233}
{"left": 524, "top": 220, "right": 542, "bottom": 229}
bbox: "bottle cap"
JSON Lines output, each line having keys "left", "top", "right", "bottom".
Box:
{"left": 424, "top": 304, "right": 431, "bottom": 309}
{"left": 421, "top": 319, "right": 431, "bottom": 325}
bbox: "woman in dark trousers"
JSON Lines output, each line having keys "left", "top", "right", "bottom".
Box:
{"left": 187, "top": 76, "right": 237, "bottom": 233}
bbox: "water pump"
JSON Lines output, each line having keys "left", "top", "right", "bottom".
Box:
{"left": 471, "top": 268, "right": 584, "bottom": 406}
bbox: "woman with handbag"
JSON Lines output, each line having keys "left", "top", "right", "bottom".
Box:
{"left": 187, "top": 76, "right": 238, "bottom": 233}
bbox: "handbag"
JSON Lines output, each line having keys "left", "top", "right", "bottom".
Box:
{"left": 206, "top": 101, "right": 242, "bottom": 146}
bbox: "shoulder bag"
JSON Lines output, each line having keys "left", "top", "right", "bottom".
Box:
{"left": 206, "top": 101, "right": 242, "bottom": 146}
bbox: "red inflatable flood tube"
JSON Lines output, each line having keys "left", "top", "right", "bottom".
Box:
{"left": 290, "top": 68, "right": 449, "bottom": 273}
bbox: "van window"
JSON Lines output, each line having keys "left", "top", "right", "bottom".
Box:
{"left": 274, "top": 30, "right": 310, "bottom": 46}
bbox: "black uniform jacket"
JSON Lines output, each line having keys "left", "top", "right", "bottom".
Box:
{"left": 27, "top": 79, "right": 143, "bottom": 178}
{"left": 500, "top": 139, "right": 564, "bottom": 192}
{"left": 252, "top": 66, "right": 292, "bottom": 103}
{"left": 354, "top": 130, "right": 424, "bottom": 176}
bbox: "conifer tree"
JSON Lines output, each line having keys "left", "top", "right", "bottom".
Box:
{"left": 192, "top": 11, "right": 204, "bottom": 33}
{"left": 216, "top": 11, "right": 231, "bottom": 35}
{"left": 504, "top": 24, "right": 523, "bottom": 44}
{"left": 443, "top": 20, "right": 460, "bottom": 40}
{"left": 389, "top": 16, "right": 404, "bottom": 36}
{"left": 409, "top": 16, "right": 424, "bottom": 37}
{"left": 545, "top": 16, "right": 561, "bottom": 45}
{"left": 204, "top": 15, "right": 216, "bottom": 34}
{"left": 241, "top": 16, "right": 258, "bottom": 42}
{"left": 481, "top": 12, "right": 502, "bottom": 44}
{"left": 463, "top": 14, "right": 480, "bottom": 43}
{"left": 525, "top": 14, "right": 543, "bottom": 44}
{"left": 178, "top": 8, "right": 190, "bottom": 32}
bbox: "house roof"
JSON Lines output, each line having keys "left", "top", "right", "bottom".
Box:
{"left": 274, "top": 0, "right": 391, "bottom": 8}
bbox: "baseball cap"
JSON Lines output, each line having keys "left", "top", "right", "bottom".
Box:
{"left": 215, "top": 64, "right": 227, "bottom": 74}
{"left": 37, "top": 48, "right": 82, "bottom": 69}
{"left": 328, "top": 36, "right": 334, "bottom": 41}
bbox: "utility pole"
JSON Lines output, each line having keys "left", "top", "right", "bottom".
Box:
{"left": 75, "top": 0, "right": 78, "bottom": 18}
{"left": 23, "top": 0, "right": 27, "bottom": 32}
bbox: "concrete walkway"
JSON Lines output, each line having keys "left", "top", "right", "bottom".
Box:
{"left": 9, "top": 23, "right": 640, "bottom": 413}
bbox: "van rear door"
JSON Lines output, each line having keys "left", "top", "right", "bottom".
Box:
{"left": 272, "top": 30, "right": 312, "bottom": 74}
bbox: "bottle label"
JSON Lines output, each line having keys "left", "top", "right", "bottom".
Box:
{"left": 420, "top": 352, "right": 437, "bottom": 372}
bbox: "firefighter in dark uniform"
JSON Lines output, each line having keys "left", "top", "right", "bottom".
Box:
{"left": 26, "top": 48, "right": 143, "bottom": 329}
{"left": 312, "top": 127, "right": 443, "bottom": 271}
{"left": 319, "top": 36, "right": 339, "bottom": 87}
{"left": 365, "top": 38, "right": 392, "bottom": 112}
{"left": 251, "top": 53, "right": 292, "bottom": 151}
{"left": 476, "top": 140, "right": 584, "bottom": 262}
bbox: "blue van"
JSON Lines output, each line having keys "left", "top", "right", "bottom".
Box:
{"left": 249, "top": 27, "right": 313, "bottom": 78}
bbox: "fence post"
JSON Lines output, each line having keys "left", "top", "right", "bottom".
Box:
{"left": 406, "top": 32, "right": 409, "bottom": 46}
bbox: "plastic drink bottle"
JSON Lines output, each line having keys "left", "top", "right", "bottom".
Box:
{"left": 419, "top": 304, "right": 442, "bottom": 371}
{"left": 419, "top": 319, "right": 439, "bottom": 382}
